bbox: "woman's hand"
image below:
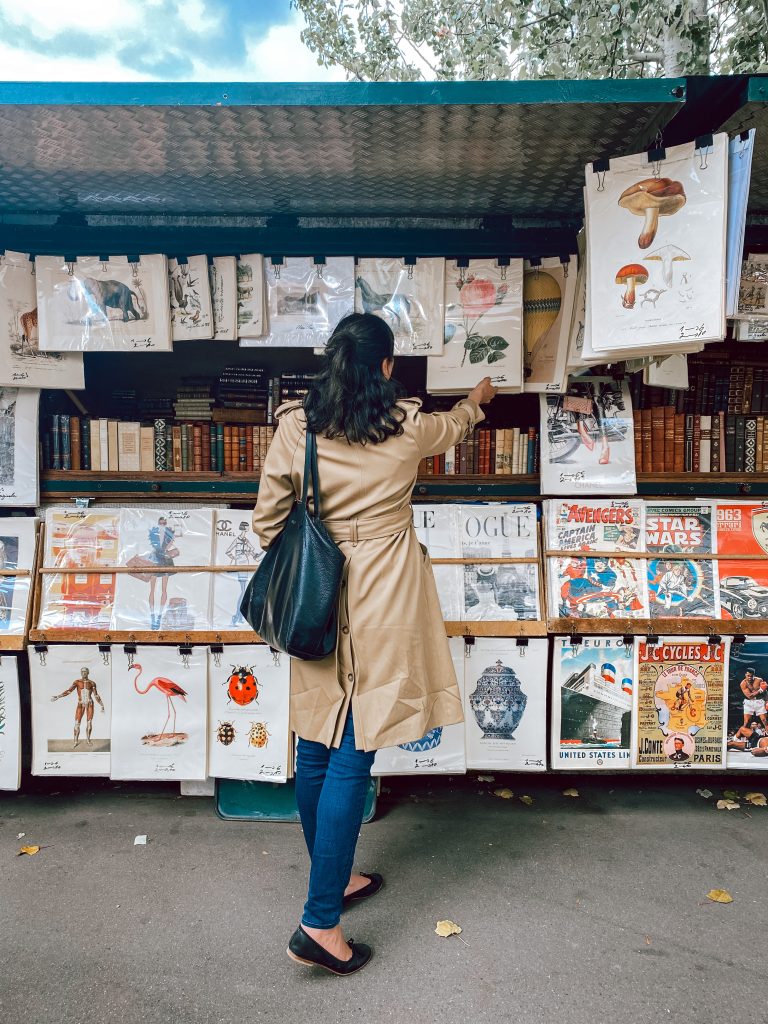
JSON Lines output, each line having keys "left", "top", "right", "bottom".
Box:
{"left": 467, "top": 377, "right": 498, "bottom": 406}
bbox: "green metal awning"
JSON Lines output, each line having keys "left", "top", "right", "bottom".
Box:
{"left": 719, "top": 76, "right": 768, "bottom": 215}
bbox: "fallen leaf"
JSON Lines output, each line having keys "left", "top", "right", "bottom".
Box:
{"left": 133, "top": 835, "right": 148, "bottom": 846}
{"left": 562, "top": 788, "right": 579, "bottom": 797}
{"left": 706, "top": 889, "right": 733, "bottom": 904}
{"left": 696, "top": 788, "right": 713, "bottom": 799}
{"left": 17, "top": 845, "right": 40, "bottom": 856}
{"left": 477, "top": 774, "right": 495, "bottom": 782}
{"left": 435, "top": 919, "right": 462, "bottom": 937}
{"left": 716, "top": 799, "right": 740, "bottom": 811}
{"left": 519, "top": 795, "right": 534, "bottom": 806}
{"left": 644, "top": 935, "right": 652, "bottom": 946}
{"left": 493, "top": 788, "right": 514, "bottom": 799}
{"left": 723, "top": 789, "right": 740, "bottom": 801}
{"left": 745, "top": 792, "right": 767, "bottom": 806}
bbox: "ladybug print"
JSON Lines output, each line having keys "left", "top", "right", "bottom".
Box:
{"left": 247, "top": 722, "right": 270, "bottom": 748}
{"left": 216, "top": 721, "right": 236, "bottom": 746}
{"left": 225, "top": 665, "right": 259, "bottom": 707}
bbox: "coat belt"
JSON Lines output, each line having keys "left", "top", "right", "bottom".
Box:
{"left": 322, "top": 506, "right": 413, "bottom": 543}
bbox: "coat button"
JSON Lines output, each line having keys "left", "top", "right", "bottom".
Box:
{"left": 342, "top": 626, "right": 350, "bottom": 635}
{"left": 347, "top": 673, "right": 354, "bottom": 682}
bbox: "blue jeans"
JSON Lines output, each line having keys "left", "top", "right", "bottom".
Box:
{"left": 295, "top": 710, "right": 375, "bottom": 929}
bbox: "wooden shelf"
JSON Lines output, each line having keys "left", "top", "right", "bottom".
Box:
{"left": 444, "top": 621, "right": 547, "bottom": 637}
{"left": 547, "top": 618, "right": 764, "bottom": 636}
{"left": 28, "top": 628, "right": 265, "bottom": 645}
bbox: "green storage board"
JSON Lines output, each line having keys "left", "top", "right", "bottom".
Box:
{"left": 216, "top": 776, "right": 378, "bottom": 823}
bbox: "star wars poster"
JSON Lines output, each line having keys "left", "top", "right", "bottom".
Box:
{"left": 168, "top": 255, "right": 213, "bottom": 341}
{"left": 355, "top": 257, "right": 445, "bottom": 355}
{"left": 0, "top": 656, "right": 21, "bottom": 790}
{"left": 29, "top": 644, "right": 111, "bottom": 776}
{"left": 544, "top": 499, "right": 648, "bottom": 619}
{"left": 209, "top": 256, "right": 238, "bottom": 341}
{"left": 645, "top": 501, "right": 720, "bottom": 619}
{"left": 632, "top": 638, "right": 728, "bottom": 769}
{"left": 726, "top": 640, "right": 768, "bottom": 769}
{"left": 35, "top": 254, "right": 172, "bottom": 352}
{"left": 207, "top": 646, "right": 291, "bottom": 782}
{"left": 0, "top": 250, "right": 84, "bottom": 388}
{"left": 0, "top": 516, "right": 37, "bottom": 635}
{"left": 113, "top": 508, "right": 214, "bottom": 632}
{"left": 0, "top": 387, "right": 39, "bottom": 507}
{"left": 551, "top": 637, "right": 634, "bottom": 770}
{"left": 464, "top": 638, "right": 547, "bottom": 772}
{"left": 539, "top": 379, "right": 637, "bottom": 495}
{"left": 372, "top": 639, "right": 465, "bottom": 775}
{"left": 716, "top": 501, "right": 768, "bottom": 620}
{"left": 110, "top": 645, "right": 207, "bottom": 781}
{"left": 210, "top": 511, "right": 265, "bottom": 631}
{"left": 522, "top": 256, "right": 576, "bottom": 393}
{"left": 37, "top": 508, "right": 120, "bottom": 631}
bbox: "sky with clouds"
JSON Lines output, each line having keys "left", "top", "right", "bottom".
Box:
{"left": 0, "top": 0, "right": 346, "bottom": 81}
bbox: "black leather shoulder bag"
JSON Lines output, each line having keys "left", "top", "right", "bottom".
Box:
{"left": 240, "top": 429, "right": 345, "bottom": 660}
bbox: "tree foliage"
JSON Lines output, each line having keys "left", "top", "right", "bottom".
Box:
{"left": 292, "top": 0, "right": 768, "bottom": 80}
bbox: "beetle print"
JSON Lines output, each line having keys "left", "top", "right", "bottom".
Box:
{"left": 247, "top": 722, "right": 270, "bottom": 748}
{"left": 225, "top": 665, "right": 259, "bottom": 706}
{"left": 216, "top": 721, "right": 236, "bottom": 746}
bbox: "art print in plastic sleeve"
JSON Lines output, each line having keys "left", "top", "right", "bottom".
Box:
{"left": 736, "top": 318, "right": 768, "bottom": 342}
{"left": 0, "top": 656, "right": 21, "bottom": 790}
{"left": 465, "top": 638, "right": 547, "bottom": 772}
{"left": 35, "top": 254, "right": 172, "bottom": 352}
{"left": 427, "top": 259, "right": 523, "bottom": 393}
{"left": 645, "top": 501, "right": 720, "bottom": 618}
{"left": 207, "top": 646, "right": 290, "bottom": 782}
{"left": 236, "top": 254, "right": 265, "bottom": 338}
{"left": 110, "top": 645, "right": 207, "bottom": 781}
{"left": 412, "top": 504, "right": 462, "bottom": 620}
{"left": 735, "top": 256, "right": 768, "bottom": 320}
{"left": 209, "top": 256, "right": 238, "bottom": 341}
{"left": 0, "top": 251, "right": 84, "bottom": 388}
{"left": 168, "top": 255, "right": 213, "bottom": 341}
{"left": 355, "top": 257, "right": 445, "bottom": 355}
{"left": 551, "top": 637, "right": 633, "bottom": 770}
{"left": 726, "top": 640, "right": 768, "bottom": 769}
{"left": 0, "top": 387, "right": 39, "bottom": 507}
{"left": 539, "top": 379, "right": 636, "bottom": 495}
{"left": 726, "top": 131, "right": 755, "bottom": 317}
{"left": 459, "top": 503, "right": 540, "bottom": 621}
{"left": 373, "top": 639, "right": 465, "bottom": 775}
{"left": 0, "top": 517, "right": 36, "bottom": 635}
{"left": 522, "top": 256, "right": 576, "bottom": 392}
{"left": 113, "top": 508, "right": 214, "bottom": 632}
{"left": 29, "top": 644, "right": 111, "bottom": 777}
{"left": 38, "top": 509, "right": 119, "bottom": 631}
{"left": 632, "top": 638, "right": 728, "bottom": 769}
{"left": 242, "top": 257, "right": 355, "bottom": 349}
{"left": 210, "top": 512, "right": 265, "bottom": 631}
{"left": 715, "top": 501, "right": 768, "bottom": 620}
{"left": 585, "top": 135, "right": 727, "bottom": 353}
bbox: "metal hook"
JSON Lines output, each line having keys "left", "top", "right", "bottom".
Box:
{"left": 274, "top": 264, "right": 281, "bottom": 280}
{"left": 213, "top": 649, "right": 222, "bottom": 668}
{"left": 272, "top": 649, "right": 281, "bottom": 667}
{"left": 66, "top": 261, "right": 75, "bottom": 277}
{"left": 652, "top": 158, "right": 662, "bottom": 179}
{"left": 595, "top": 170, "right": 606, "bottom": 192}
{"left": 499, "top": 263, "right": 507, "bottom": 281}
{"left": 699, "top": 147, "right": 710, "bottom": 170}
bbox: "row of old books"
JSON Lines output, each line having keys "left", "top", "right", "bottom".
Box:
{"left": 418, "top": 427, "right": 539, "bottom": 476}
{"left": 633, "top": 408, "right": 768, "bottom": 473}
{"left": 630, "top": 360, "right": 768, "bottom": 418}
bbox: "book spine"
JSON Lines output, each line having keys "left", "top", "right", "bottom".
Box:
{"left": 70, "top": 415, "right": 81, "bottom": 471}
{"left": 511, "top": 430, "right": 520, "bottom": 476}
{"left": 684, "top": 413, "right": 694, "bottom": 472}
{"left": 459, "top": 440, "right": 467, "bottom": 474}
{"left": 139, "top": 426, "right": 154, "bottom": 471}
{"left": 757, "top": 416, "right": 764, "bottom": 474}
{"left": 732, "top": 414, "right": 744, "bottom": 472}
{"left": 239, "top": 426, "right": 247, "bottom": 472}
{"left": 60, "top": 414, "right": 71, "bottom": 470}
{"left": 650, "top": 407, "right": 665, "bottom": 472}
{"left": 223, "top": 426, "right": 232, "bottom": 472}
{"left": 710, "top": 413, "right": 721, "bottom": 472}
{"left": 180, "top": 424, "right": 189, "bottom": 472}
{"left": 41, "top": 427, "right": 51, "bottom": 471}
{"left": 153, "top": 419, "right": 167, "bottom": 471}
{"left": 692, "top": 414, "right": 701, "bottom": 473}
{"left": 172, "top": 425, "right": 182, "bottom": 472}
{"left": 632, "top": 411, "right": 641, "bottom": 472}
{"left": 81, "top": 417, "right": 91, "bottom": 471}
{"left": 51, "top": 414, "right": 61, "bottom": 470}
{"left": 445, "top": 445, "right": 456, "bottom": 475}
{"left": 89, "top": 419, "right": 100, "bottom": 473}
{"left": 216, "top": 424, "right": 224, "bottom": 472}
{"left": 745, "top": 416, "right": 758, "bottom": 473}
{"left": 425, "top": 456, "right": 434, "bottom": 475}
{"left": 662, "top": 406, "right": 675, "bottom": 473}
{"left": 193, "top": 424, "right": 203, "bottom": 473}
{"left": 246, "top": 424, "right": 254, "bottom": 472}
{"left": 527, "top": 427, "right": 536, "bottom": 474}
{"left": 744, "top": 366, "right": 755, "bottom": 414}
{"left": 699, "top": 415, "right": 712, "bottom": 473}
{"left": 640, "top": 409, "right": 652, "bottom": 473}
{"left": 107, "top": 420, "right": 118, "bottom": 472}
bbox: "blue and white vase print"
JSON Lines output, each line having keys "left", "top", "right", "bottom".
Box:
{"left": 398, "top": 727, "right": 443, "bottom": 752}
{"left": 469, "top": 660, "right": 527, "bottom": 740}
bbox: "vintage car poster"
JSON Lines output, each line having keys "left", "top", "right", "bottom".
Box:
{"left": 539, "top": 379, "right": 636, "bottom": 495}
{"left": 110, "top": 645, "right": 207, "bottom": 781}
{"left": 37, "top": 508, "right": 120, "bottom": 631}
{"left": 0, "top": 656, "right": 21, "bottom": 790}
{"left": 35, "top": 254, "right": 172, "bottom": 352}
{"left": 464, "top": 638, "right": 547, "bottom": 771}
{"left": 551, "top": 636, "right": 634, "bottom": 770}
{"left": 210, "top": 511, "right": 265, "bottom": 631}
{"left": 235, "top": 254, "right": 265, "bottom": 339}
{"left": 585, "top": 135, "right": 728, "bottom": 355}
{"left": 632, "top": 638, "right": 728, "bottom": 769}
{"left": 355, "top": 257, "right": 445, "bottom": 355}
{"left": 29, "top": 644, "right": 111, "bottom": 777}
{"left": 645, "top": 501, "right": 720, "bottom": 618}
{"left": 372, "top": 639, "right": 465, "bottom": 775}
{"left": 427, "top": 259, "right": 524, "bottom": 393}
{"left": 209, "top": 256, "right": 238, "bottom": 341}
{"left": 716, "top": 501, "right": 768, "bottom": 620}
{"left": 544, "top": 499, "right": 648, "bottom": 619}
{"left": 0, "top": 516, "right": 37, "bottom": 635}
{"left": 168, "top": 255, "right": 213, "bottom": 341}
{"left": 0, "top": 387, "right": 39, "bottom": 507}
{"left": 522, "top": 256, "right": 576, "bottom": 392}
{"left": 207, "top": 646, "right": 291, "bottom": 782}
{"left": 726, "top": 639, "right": 768, "bottom": 769}
{"left": 0, "top": 250, "right": 84, "bottom": 388}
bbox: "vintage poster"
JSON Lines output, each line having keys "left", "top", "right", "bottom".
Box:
{"left": 29, "top": 644, "right": 111, "bottom": 776}
{"left": 645, "top": 501, "right": 720, "bottom": 619}
{"left": 726, "top": 640, "right": 768, "bottom": 769}
{"left": 236, "top": 254, "right": 265, "bottom": 338}
{"left": 427, "top": 259, "right": 524, "bottom": 393}
{"left": 632, "top": 638, "right": 728, "bottom": 769}
{"left": 412, "top": 503, "right": 462, "bottom": 621}
{"left": 551, "top": 637, "right": 634, "bottom": 770}
{"left": 168, "top": 255, "right": 213, "bottom": 341}
{"left": 113, "top": 508, "right": 214, "bottom": 632}
{"left": 716, "top": 501, "right": 768, "bottom": 620}
{"left": 355, "top": 257, "right": 445, "bottom": 355}
{"left": 209, "top": 256, "right": 238, "bottom": 341}
{"left": 522, "top": 256, "right": 576, "bottom": 392}
{"left": 210, "top": 511, "right": 265, "bottom": 631}
{"left": 0, "top": 656, "right": 21, "bottom": 790}
{"left": 0, "top": 250, "right": 84, "bottom": 388}
{"left": 242, "top": 257, "right": 355, "bottom": 349}
{"left": 0, "top": 516, "right": 37, "bottom": 635}
{"left": 35, "top": 254, "right": 172, "bottom": 352}
{"left": 459, "top": 503, "right": 540, "bottom": 621}
{"left": 539, "top": 379, "right": 636, "bottom": 495}
{"left": 110, "top": 645, "right": 207, "bottom": 781}
{"left": 372, "top": 639, "right": 465, "bottom": 775}
{"left": 585, "top": 135, "right": 728, "bottom": 354}
{"left": 735, "top": 256, "right": 768, "bottom": 320}
{"left": 0, "top": 388, "right": 39, "bottom": 507}
{"left": 544, "top": 498, "right": 648, "bottom": 618}
{"left": 464, "top": 638, "right": 547, "bottom": 771}
{"left": 37, "top": 508, "right": 119, "bottom": 631}
{"left": 207, "top": 645, "right": 290, "bottom": 782}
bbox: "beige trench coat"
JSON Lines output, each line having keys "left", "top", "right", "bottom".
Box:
{"left": 251, "top": 396, "right": 485, "bottom": 752}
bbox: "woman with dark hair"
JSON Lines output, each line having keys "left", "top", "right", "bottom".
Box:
{"left": 252, "top": 312, "right": 496, "bottom": 976}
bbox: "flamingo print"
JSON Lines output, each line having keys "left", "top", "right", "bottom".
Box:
{"left": 131, "top": 663, "right": 188, "bottom": 741}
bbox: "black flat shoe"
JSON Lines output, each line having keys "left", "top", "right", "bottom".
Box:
{"left": 342, "top": 872, "right": 384, "bottom": 909}
{"left": 287, "top": 926, "right": 372, "bottom": 976}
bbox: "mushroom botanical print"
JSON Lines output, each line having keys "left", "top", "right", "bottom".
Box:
{"left": 645, "top": 245, "right": 691, "bottom": 288}
{"left": 618, "top": 178, "right": 686, "bottom": 249}
{"left": 615, "top": 263, "right": 649, "bottom": 309}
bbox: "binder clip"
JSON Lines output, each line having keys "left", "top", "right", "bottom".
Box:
{"left": 707, "top": 634, "right": 722, "bottom": 647}
{"left": 34, "top": 643, "right": 48, "bottom": 666}
{"left": 695, "top": 133, "right": 714, "bottom": 169}
{"left": 515, "top": 637, "right": 529, "bottom": 657}
{"left": 645, "top": 634, "right": 660, "bottom": 647}
{"left": 178, "top": 644, "right": 193, "bottom": 668}
{"left": 591, "top": 158, "right": 609, "bottom": 191}
{"left": 463, "top": 635, "right": 475, "bottom": 657}
{"left": 621, "top": 635, "right": 635, "bottom": 648}
{"left": 646, "top": 146, "right": 666, "bottom": 177}
{"left": 123, "top": 643, "right": 137, "bottom": 668}
{"left": 98, "top": 643, "right": 111, "bottom": 666}
{"left": 569, "top": 634, "right": 583, "bottom": 647}
{"left": 269, "top": 646, "right": 281, "bottom": 667}
{"left": 313, "top": 256, "right": 326, "bottom": 278}
{"left": 210, "top": 643, "right": 224, "bottom": 668}
{"left": 732, "top": 634, "right": 747, "bottom": 647}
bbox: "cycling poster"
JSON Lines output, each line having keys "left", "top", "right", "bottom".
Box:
{"left": 645, "top": 501, "right": 720, "bottom": 619}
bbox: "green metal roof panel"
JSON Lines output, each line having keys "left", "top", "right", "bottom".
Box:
{"left": 0, "top": 79, "right": 685, "bottom": 220}
{"left": 719, "top": 76, "right": 768, "bottom": 214}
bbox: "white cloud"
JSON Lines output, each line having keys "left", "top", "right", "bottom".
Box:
{"left": 0, "top": 0, "right": 142, "bottom": 38}
{"left": 242, "top": 13, "right": 347, "bottom": 82}
{"left": 0, "top": 40, "right": 152, "bottom": 81}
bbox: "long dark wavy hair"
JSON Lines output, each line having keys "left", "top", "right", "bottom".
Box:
{"left": 304, "top": 313, "right": 406, "bottom": 444}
